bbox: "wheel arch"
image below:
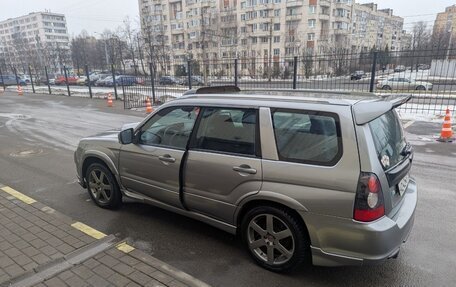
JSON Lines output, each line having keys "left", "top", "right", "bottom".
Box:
{"left": 235, "top": 195, "right": 311, "bottom": 244}
{"left": 81, "top": 151, "right": 121, "bottom": 188}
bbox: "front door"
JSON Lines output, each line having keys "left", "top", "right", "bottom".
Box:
{"left": 119, "top": 106, "right": 198, "bottom": 208}
{"left": 184, "top": 107, "right": 262, "bottom": 224}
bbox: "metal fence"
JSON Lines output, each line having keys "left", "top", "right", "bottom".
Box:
{"left": 2, "top": 48, "right": 456, "bottom": 114}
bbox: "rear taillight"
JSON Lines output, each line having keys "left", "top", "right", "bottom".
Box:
{"left": 353, "top": 173, "right": 385, "bottom": 222}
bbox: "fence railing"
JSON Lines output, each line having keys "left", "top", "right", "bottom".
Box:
{"left": 2, "top": 48, "right": 456, "bottom": 114}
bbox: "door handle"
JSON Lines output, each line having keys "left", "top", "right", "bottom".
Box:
{"left": 158, "top": 154, "right": 176, "bottom": 163}
{"left": 233, "top": 165, "right": 257, "bottom": 175}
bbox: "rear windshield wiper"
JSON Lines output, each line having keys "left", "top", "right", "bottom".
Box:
{"left": 400, "top": 142, "right": 413, "bottom": 156}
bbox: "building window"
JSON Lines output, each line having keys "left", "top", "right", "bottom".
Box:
{"left": 261, "top": 37, "right": 268, "bottom": 43}
{"left": 308, "top": 19, "right": 316, "bottom": 28}
{"left": 274, "top": 23, "right": 280, "bottom": 31}
{"left": 308, "top": 5, "right": 316, "bottom": 14}
{"left": 252, "top": 37, "right": 257, "bottom": 44}
{"left": 307, "top": 33, "right": 315, "bottom": 41}
{"left": 274, "top": 48, "right": 280, "bottom": 55}
{"left": 274, "top": 36, "right": 280, "bottom": 43}
{"left": 274, "top": 9, "right": 281, "bottom": 17}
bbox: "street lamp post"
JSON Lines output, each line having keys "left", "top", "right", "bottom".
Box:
{"left": 447, "top": 26, "right": 453, "bottom": 60}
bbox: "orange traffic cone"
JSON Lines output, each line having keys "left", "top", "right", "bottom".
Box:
{"left": 17, "top": 85, "right": 23, "bottom": 96}
{"left": 145, "top": 97, "right": 153, "bottom": 114}
{"left": 107, "top": 93, "right": 113, "bottom": 107}
{"left": 438, "top": 108, "right": 454, "bottom": 142}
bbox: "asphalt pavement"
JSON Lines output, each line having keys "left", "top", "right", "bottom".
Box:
{"left": 0, "top": 91, "right": 455, "bottom": 286}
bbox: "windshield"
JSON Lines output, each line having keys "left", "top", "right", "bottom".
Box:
{"left": 369, "top": 110, "right": 406, "bottom": 170}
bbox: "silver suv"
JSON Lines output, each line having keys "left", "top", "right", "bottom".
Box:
{"left": 74, "top": 91, "right": 417, "bottom": 272}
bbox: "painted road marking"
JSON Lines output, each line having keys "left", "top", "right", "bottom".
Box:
{"left": 116, "top": 242, "right": 135, "bottom": 253}
{"left": 1, "top": 186, "right": 36, "bottom": 204}
{"left": 403, "top": 120, "right": 415, "bottom": 129}
{"left": 71, "top": 222, "right": 107, "bottom": 239}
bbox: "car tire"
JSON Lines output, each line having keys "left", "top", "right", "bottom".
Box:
{"left": 416, "top": 85, "right": 426, "bottom": 91}
{"left": 382, "top": 85, "right": 392, "bottom": 90}
{"left": 85, "top": 163, "right": 122, "bottom": 209}
{"left": 241, "top": 206, "right": 309, "bottom": 272}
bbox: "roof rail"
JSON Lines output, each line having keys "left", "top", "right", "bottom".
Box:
{"left": 183, "top": 85, "right": 240, "bottom": 95}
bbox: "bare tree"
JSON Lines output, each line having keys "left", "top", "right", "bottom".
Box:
{"left": 122, "top": 17, "right": 138, "bottom": 76}
{"left": 412, "top": 21, "right": 432, "bottom": 50}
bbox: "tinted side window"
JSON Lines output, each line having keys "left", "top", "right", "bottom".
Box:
{"left": 139, "top": 106, "right": 198, "bottom": 149}
{"left": 272, "top": 109, "right": 342, "bottom": 165}
{"left": 192, "top": 107, "right": 258, "bottom": 156}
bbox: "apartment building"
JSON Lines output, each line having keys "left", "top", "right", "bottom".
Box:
{"left": 0, "top": 11, "right": 70, "bottom": 71}
{"left": 433, "top": 5, "right": 456, "bottom": 47}
{"left": 139, "top": 0, "right": 405, "bottom": 74}
{"left": 351, "top": 3, "right": 403, "bottom": 53}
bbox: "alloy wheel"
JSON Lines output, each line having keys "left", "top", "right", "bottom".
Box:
{"left": 88, "top": 169, "right": 112, "bottom": 204}
{"left": 247, "top": 214, "right": 295, "bottom": 265}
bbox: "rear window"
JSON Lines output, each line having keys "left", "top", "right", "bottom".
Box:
{"left": 369, "top": 110, "right": 406, "bottom": 170}
{"left": 271, "top": 109, "right": 342, "bottom": 166}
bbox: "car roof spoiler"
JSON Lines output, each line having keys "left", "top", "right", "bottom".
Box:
{"left": 353, "top": 94, "right": 412, "bottom": 125}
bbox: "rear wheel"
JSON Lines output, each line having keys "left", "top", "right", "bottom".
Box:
{"left": 416, "top": 85, "right": 426, "bottom": 91}
{"left": 241, "top": 206, "right": 309, "bottom": 272}
{"left": 382, "top": 85, "right": 392, "bottom": 90}
{"left": 85, "top": 163, "right": 122, "bottom": 209}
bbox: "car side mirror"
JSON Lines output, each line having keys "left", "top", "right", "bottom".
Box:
{"left": 119, "top": 128, "right": 134, "bottom": 145}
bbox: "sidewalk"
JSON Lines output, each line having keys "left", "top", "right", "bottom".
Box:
{"left": 0, "top": 183, "right": 210, "bottom": 287}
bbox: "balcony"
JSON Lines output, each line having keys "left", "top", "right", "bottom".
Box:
{"left": 334, "top": 15, "right": 350, "bottom": 23}
{"left": 319, "top": 0, "right": 331, "bottom": 7}
{"left": 333, "top": 28, "right": 350, "bottom": 35}
{"left": 286, "top": 0, "right": 303, "bottom": 7}
{"left": 285, "top": 13, "right": 302, "bottom": 21}
{"left": 319, "top": 12, "right": 330, "bottom": 20}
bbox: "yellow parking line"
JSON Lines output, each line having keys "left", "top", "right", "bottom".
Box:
{"left": 1, "top": 186, "right": 36, "bottom": 204}
{"left": 116, "top": 242, "right": 135, "bottom": 253}
{"left": 71, "top": 222, "right": 107, "bottom": 239}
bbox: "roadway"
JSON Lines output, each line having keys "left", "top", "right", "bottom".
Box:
{"left": 0, "top": 92, "right": 455, "bottom": 286}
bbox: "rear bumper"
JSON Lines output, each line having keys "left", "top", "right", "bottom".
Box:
{"left": 302, "top": 179, "right": 417, "bottom": 266}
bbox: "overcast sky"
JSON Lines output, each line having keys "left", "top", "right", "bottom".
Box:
{"left": 0, "top": 0, "right": 454, "bottom": 36}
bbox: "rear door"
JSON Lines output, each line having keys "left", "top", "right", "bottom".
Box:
{"left": 183, "top": 107, "right": 262, "bottom": 224}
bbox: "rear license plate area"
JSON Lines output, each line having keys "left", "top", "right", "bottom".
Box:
{"left": 397, "top": 174, "right": 410, "bottom": 196}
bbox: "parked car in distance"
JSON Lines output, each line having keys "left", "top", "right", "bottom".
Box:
{"left": 55, "top": 75, "right": 79, "bottom": 85}
{"left": 0, "top": 75, "right": 26, "bottom": 86}
{"left": 40, "top": 73, "right": 57, "bottom": 85}
{"left": 135, "top": 77, "right": 145, "bottom": 85}
{"left": 19, "top": 75, "right": 31, "bottom": 84}
{"left": 159, "top": 76, "right": 180, "bottom": 85}
{"left": 394, "top": 65, "right": 406, "bottom": 73}
{"left": 377, "top": 77, "right": 433, "bottom": 91}
{"left": 417, "top": 64, "right": 430, "bottom": 70}
{"left": 180, "top": 75, "right": 205, "bottom": 86}
{"left": 75, "top": 89, "right": 417, "bottom": 272}
{"left": 115, "top": 75, "right": 137, "bottom": 86}
{"left": 77, "top": 76, "right": 88, "bottom": 86}
{"left": 350, "top": 71, "right": 365, "bottom": 80}
{"left": 95, "top": 76, "right": 113, "bottom": 87}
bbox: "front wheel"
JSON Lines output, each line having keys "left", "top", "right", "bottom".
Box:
{"left": 382, "top": 85, "right": 392, "bottom": 90}
{"left": 86, "top": 163, "right": 122, "bottom": 209}
{"left": 241, "top": 206, "right": 310, "bottom": 272}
